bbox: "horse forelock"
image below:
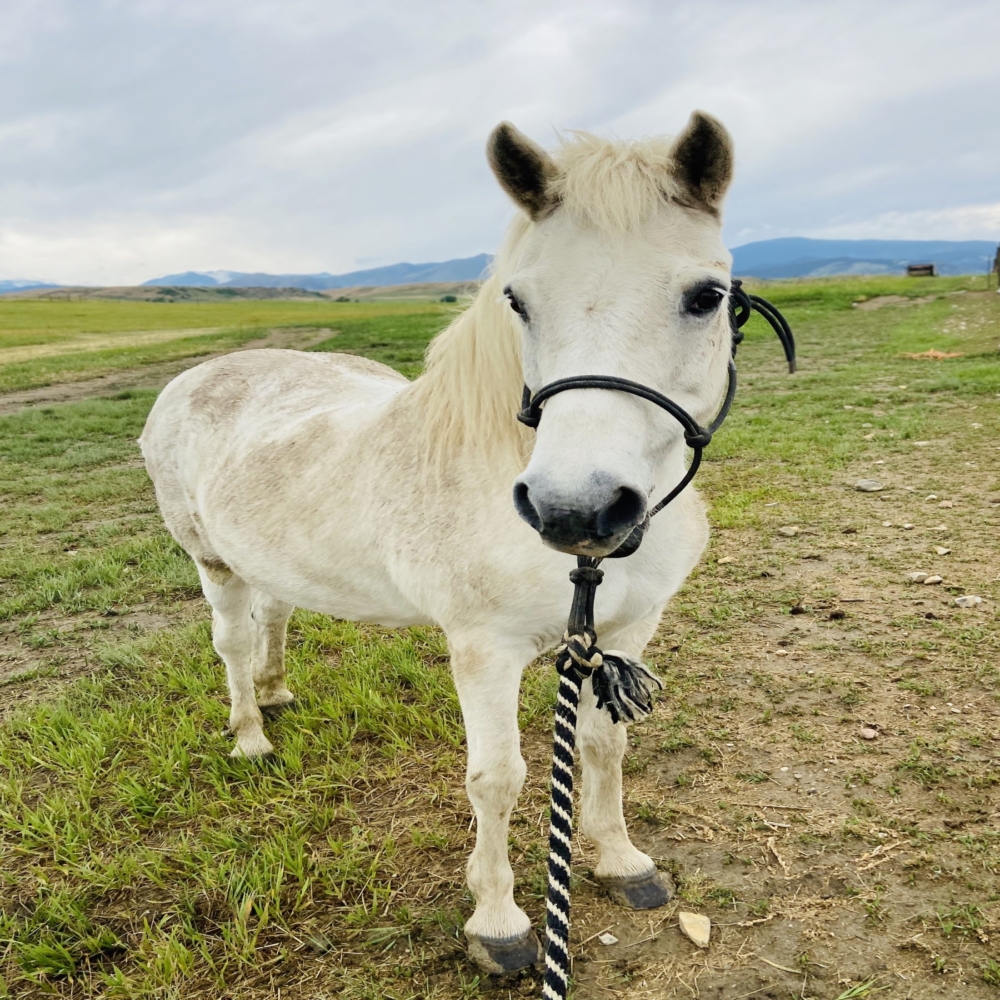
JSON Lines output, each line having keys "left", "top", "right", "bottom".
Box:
{"left": 551, "top": 131, "right": 684, "bottom": 232}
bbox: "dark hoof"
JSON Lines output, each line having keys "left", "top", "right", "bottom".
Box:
{"left": 466, "top": 929, "right": 543, "bottom": 976}
{"left": 601, "top": 869, "right": 673, "bottom": 909}
{"left": 259, "top": 699, "right": 295, "bottom": 719}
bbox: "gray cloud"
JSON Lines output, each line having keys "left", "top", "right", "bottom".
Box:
{"left": 1, "top": 0, "right": 997, "bottom": 283}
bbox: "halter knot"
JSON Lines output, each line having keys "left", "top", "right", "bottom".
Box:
{"left": 555, "top": 630, "right": 602, "bottom": 677}
{"left": 684, "top": 428, "right": 713, "bottom": 449}
{"left": 568, "top": 566, "right": 604, "bottom": 586}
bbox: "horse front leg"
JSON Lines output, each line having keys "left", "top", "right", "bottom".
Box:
{"left": 450, "top": 639, "right": 542, "bottom": 976}
{"left": 578, "top": 613, "right": 672, "bottom": 909}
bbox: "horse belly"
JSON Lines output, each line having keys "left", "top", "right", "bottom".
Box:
{"left": 228, "top": 548, "right": 432, "bottom": 629}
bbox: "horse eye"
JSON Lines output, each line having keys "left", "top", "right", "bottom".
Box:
{"left": 503, "top": 285, "right": 529, "bottom": 322}
{"left": 685, "top": 287, "right": 725, "bottom": 317}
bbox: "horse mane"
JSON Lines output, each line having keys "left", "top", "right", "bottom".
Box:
{"left": 412, "top": 131, "right": 682, "bottom": 466}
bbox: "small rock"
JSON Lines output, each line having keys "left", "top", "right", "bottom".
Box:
{"left": 854, "top": 479, "right": 883, "bottom": 492}
{"left": 863, "top": 432, "right": 875, "bottom": 440}
{"left": 677, "top": 911, "right": 711, "bottom": 948}
{"left": 778, "top": 526, "right": 800, "bottom": 536}
{"left": 906, "top": 572, "right": 929, "bottom": 583}
{"left": 807, "top": 787, "right": 818, "bottom": 794}
{"left": 934, "top": 546, "right": 951, "bottom": 556}
{"left": 859, "top": 727, "right": 879, "bottom": 740}
{"left": 913, "top": 441, "right": 930, "bottom": 447}
{"left": 774, "top": 649, "right": 788, "bottom": 657}
{"left": 598, "top": 932, "right": 619, "bottom": 946}
{"left": 954, "top": 595, "right": 982, "bottom": 608}
{"left": 717, "top": 556, "right": 736, "bottom": 564}
{"left": 923, "top": 575, "right": 943, "bottom": 585}
{"left": 780, "top": 766, "right": 789, "bottom": 772}
{"left": 931, "top": 524, "right": 948, "bottom": 531}
{"left": 882, "top": 520, "right": 893, "bottom": 527}
{"left": 938, "top": 500, "right": 953, "bottom": 509}
{"left": 925, "top": 494, "right": 938, "bottom": 501}
{"left": 790, "top": 605, "right": 807, "bottom": 615}
{"left": 902, "top": 523, "right": 914, "bottom": 530}
{"left": 862, "top": 422, "right": 873, "bottom": 428}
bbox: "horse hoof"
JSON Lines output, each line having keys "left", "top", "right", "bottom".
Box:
{"left": 259, "top": 698, "right": 295, "bottom": 718}
{"left": 601, "top": 869, "right": 673, "bottom": 909}
{"left": 229, "top": 731, "right": 275, "bottom": 758}
{"left": 466, "top": 929, "right": 543, "bottom": 976}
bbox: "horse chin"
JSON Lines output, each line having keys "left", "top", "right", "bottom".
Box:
{"left": 539, "top": 532, "right": 631, "bottom": 559}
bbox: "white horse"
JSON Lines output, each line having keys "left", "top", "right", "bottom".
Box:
{"left": 140, "top": 111, "right": 736, "bottom": 975}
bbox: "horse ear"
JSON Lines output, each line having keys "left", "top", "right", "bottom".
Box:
{"left": 487, "top": 122, "right": 560, "bottom": 220}
{"left": 670, "top": 111, "right": 733, "bottom": 213}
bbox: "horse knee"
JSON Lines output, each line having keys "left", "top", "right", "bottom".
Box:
{"left": 466, "top": 752, "right": 526, "bottom": 814}
{"left": 212, "top": 614, "right": 252, "bottom": 664}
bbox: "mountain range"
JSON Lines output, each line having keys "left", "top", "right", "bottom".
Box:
{"left": 136, "top": 239, "right": 1000, "bottom": 286}
{"left": 141, "top": 254, "right": 493, "bottom": 290}
{"left": 3, "top": 239, "right": 997, "bottom": 294}
{"left": 729, "top": 238, "right": 997, "bottom": 279}
{"left": 0, "top": 279, "right": 60, "bottom": 295}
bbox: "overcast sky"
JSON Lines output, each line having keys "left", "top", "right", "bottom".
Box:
{"left": 2, "top": 0, "right": 998, "bottom": 285}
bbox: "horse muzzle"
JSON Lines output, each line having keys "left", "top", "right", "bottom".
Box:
{"left": 512, "top": 474, "right": 647, "bottom": 556}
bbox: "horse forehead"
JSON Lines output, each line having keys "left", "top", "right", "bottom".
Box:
{"left": 527, "top": 210, "right": 729, "bottom": 280}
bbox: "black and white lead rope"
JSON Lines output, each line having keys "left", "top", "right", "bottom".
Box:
{"left": 518, "top": 281, "right": 796, "bottom": 1000}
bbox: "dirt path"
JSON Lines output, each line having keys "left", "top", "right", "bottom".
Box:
{"left": 0, "top": 326, "right": 336, "bottom": 416}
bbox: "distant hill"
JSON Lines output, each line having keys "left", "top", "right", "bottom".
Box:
{"left": 731, "top": 238, "right": 997, "bottom": 278}
{"left": 16, "top": 281, "right": 479, "bottom": 304}
{"left": 142, "top": 254, "right": 493, "bottom": 289}
{"left": 0, "top": 279, "right": 60, "bottom": 295}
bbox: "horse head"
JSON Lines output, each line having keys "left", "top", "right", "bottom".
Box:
{"left": 489, "top": 112, "right": 736, "bottom": 557}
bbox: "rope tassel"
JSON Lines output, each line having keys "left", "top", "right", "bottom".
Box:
{"left": 543, "top": 557, "right": 662, "bottom": 1000}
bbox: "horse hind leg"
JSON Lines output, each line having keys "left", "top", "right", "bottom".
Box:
{"left": 577, "top": 612, "right": 672, "bottom": 909}
{"left": 250, "top": 590, "right": 295, "bottom": 717}
{"left": 198, "top": 561, "right": 274, "bottom": 758}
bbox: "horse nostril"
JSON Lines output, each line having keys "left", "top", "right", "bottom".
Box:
{"left": 512, "top": 481, "right": 543, "bottom": 532}
{"left": 595, "top": 486, "right": 646, "bottom": 539}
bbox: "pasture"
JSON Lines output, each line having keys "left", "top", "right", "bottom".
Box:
{"left": 0, "top": 277, "right": 998, "bottom": 999}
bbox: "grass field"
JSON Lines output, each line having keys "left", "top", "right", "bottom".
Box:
{"left": 0, "top": 277, "right": 998, "bottom": 999}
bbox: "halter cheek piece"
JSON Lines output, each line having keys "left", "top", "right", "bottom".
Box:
{"left": 521, "top": 280, "right": 795, "bottom": 1000}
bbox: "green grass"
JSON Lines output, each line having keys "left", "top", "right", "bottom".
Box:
{"left": 0, "top": 300, "right": 449, "bottom": 393}
{"left": 0, "top": 276, "right": 998, "bottom": 996}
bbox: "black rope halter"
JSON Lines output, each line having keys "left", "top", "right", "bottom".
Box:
{"left": 520, "top": 280, "right": 795, "bottom": 1000}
